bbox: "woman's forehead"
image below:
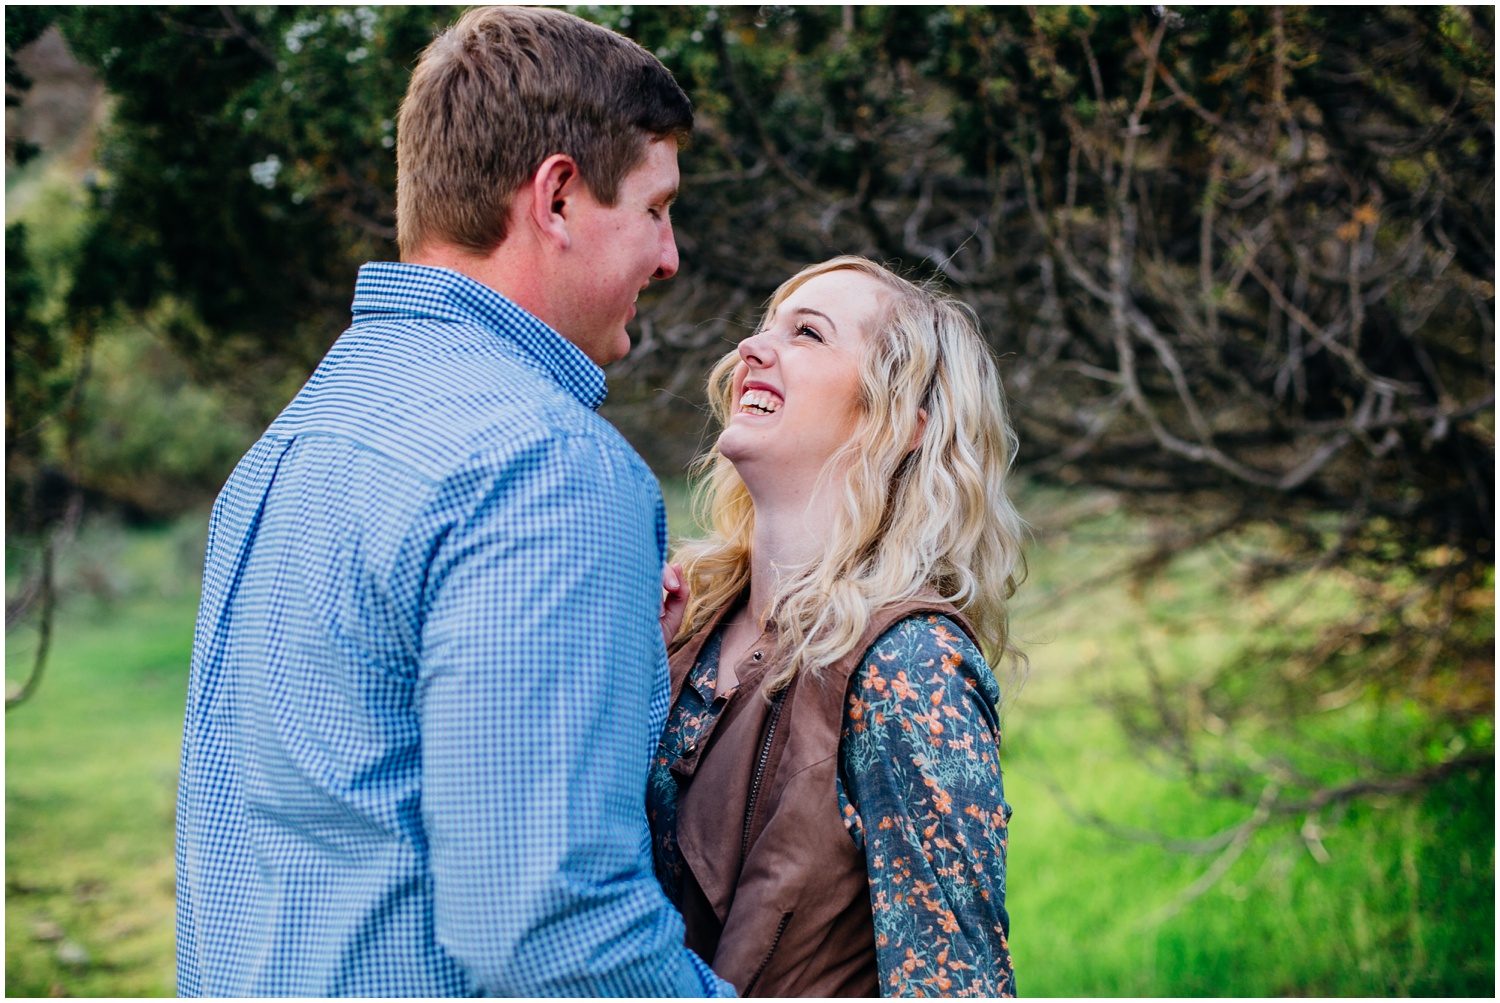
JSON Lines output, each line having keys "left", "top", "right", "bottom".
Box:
{"left": 771, "top": 270, "right": 889, "bottom": 324}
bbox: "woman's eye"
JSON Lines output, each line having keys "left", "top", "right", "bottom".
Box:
{"left": 796, "top": 325, "right": 825, "bottom": 343}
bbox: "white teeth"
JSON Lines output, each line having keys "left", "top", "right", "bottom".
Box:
{"left": 740, "top": 389, "right": 783, "bottom": 414}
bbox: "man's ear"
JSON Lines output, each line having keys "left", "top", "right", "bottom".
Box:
{"left": 909, "top": 407, "right": 928, "bottom": 454}
{"left": 524, "top": 153, "right": 582, "bottom": 250}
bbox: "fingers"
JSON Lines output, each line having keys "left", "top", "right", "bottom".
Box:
{"left": 660, "top": 563, "right": 689, "bottom": 646}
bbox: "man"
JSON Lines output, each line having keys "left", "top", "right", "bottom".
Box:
{"left": 175, "top": 8, "right": 732, "bottom": 996}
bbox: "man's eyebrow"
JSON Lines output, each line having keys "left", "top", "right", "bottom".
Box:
{"left": 653, "top": 185, "right": 679, "bottom": 207}
{"left": 792, "top": 307, "right": 837, "bottom": 335}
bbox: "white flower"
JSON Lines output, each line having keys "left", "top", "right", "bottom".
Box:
{"left": 249, "top": 154, "right": 282, "bottom": 189}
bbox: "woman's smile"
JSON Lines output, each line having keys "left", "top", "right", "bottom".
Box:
{"left": 718, "top": 270, "right": 885, "bottom": 476}
{"left": 737, "top": 383, "right": 784, "bottom": 416}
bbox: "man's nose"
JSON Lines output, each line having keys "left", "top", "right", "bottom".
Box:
{"left": 653, "top": 223, "right": 679, "bottom": 280}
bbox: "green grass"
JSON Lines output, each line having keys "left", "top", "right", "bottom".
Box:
{"left": 1005, "top": 694, "right": 1493, "bottom": 995}
{"left": 1002, "top": 489, "right": 1494, "bottom": 996}
{"left": 7, "top": 582, "right": 198, "bottom": 996}
{"left": 5, "top": 492, "right": 1494, "bottom": 996}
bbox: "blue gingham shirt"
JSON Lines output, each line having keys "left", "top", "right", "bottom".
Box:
{"left": 176, "top": 262, "right": 733, "bottom": 997}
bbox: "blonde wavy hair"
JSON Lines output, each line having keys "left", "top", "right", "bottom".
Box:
{"left": 672, "top": 256, "right": 1027, "bottom": 692}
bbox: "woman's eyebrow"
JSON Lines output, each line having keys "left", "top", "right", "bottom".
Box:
{"left": 791, "top": 307, "right": 837, "bottom": 335}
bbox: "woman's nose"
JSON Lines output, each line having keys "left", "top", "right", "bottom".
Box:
{"left": 738, "top": 331, "right": 773, "bottom": 368}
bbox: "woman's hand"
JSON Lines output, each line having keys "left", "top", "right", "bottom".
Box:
{"left": 660, "top": 563, "right": 689, "bottom": 647}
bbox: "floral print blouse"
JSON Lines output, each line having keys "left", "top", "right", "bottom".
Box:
{"left": 646, "top": 614, "right": 1016, "bottom": 998}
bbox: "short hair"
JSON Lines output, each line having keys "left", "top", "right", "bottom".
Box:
{"left": 396, "top": 6, "right": 693, "bottom": 257}
{"left": 674, "top": 256, "right": 1028, "bottom": 693}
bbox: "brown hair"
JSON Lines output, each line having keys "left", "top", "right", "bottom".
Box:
{"left": 396, "top": 6, "right": 692, "bottom": 257}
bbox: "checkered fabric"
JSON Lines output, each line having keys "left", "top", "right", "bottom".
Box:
{"left": 176, "top": 262, "right": 732, "bottom": 997}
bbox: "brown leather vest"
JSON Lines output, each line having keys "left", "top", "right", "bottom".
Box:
{"left": 668, "top": 596, "right": 977, "bottom": 997}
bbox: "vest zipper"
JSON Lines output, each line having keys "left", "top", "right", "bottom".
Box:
{"left": 742, "top": 689, "right": 787, "bottom": 858}
{"left": 743, "top": 911, "right": 792, "bottom": 996}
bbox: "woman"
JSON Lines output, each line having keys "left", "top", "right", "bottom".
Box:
{"left": 648, "top": 256, "right": 1025, "bottom": 997}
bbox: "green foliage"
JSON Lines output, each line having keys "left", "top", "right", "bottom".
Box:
{"left": 73, "top": 318, "right": 261, "bottom": 517}
{"left": 6, "top": 223, "right": 60, "bottom": 462}
{"left": 46, "top": 7, "right": 1490, "bottom": 524}
{"left": 6, "top": 168, "right": 95, "bottom": 471}
{"left": 55, "top": 6, "right": 462, "bottom": 414}
{"left": 1004, "top": 490, "right": 1494, "bottom": 995}
{"left": 4, "top": 8, "right": 1491, "bottom": 989}
{"left": 6, "top": 161, "right": 258, "bottom": 525}
{"left": 4, "top": 5, "right": 57, "bottom": 164}
{"left": 8, "top": 7, "right": 455, "bottom": 523}
{"left": 5, "top": 208, "right": 87, "bottom": 533}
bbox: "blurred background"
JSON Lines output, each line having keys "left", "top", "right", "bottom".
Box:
{"left": 5, "top": 6, "right": 1493, "bottom": 996}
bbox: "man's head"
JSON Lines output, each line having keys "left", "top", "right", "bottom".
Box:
{"left": 395, "top": 6, "right": 692, "bottom": 258}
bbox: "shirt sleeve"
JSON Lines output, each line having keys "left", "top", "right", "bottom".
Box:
{"left": 839, "top": 615, "right": 1016, "bottom": 998}
{"left": 415, "top": 429, "right": 733, "bottom": 997}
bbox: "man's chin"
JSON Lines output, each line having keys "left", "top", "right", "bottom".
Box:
{"left": 603, "top": 329, "right": 632, "bottom": 366}
{"left": 574, "top": 327, "right": 633, "bottom": 368}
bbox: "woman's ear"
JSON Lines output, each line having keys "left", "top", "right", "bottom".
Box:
{"left": 908, "top": 408, "right": 928, "bottom": 454}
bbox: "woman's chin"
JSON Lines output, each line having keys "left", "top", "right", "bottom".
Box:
{"left": 716, "top": 428, "right": 754, "bottom": 465}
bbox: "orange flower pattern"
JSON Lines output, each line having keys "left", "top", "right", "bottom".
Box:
{"left": 646, "top": 631, "right": 734, "bottom": 905}
{"left": 839, "top": 614, "right": 1015, "bottom": 997}
{"left": 647, "top": 615, "right": 1014, "bottom": 998}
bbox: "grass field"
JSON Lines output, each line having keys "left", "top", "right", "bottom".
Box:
{"left": 6, "top": 489, "right": 1494, "bottom": 996}
{"left": 6, "top": 518, "right": 205, "bottom": 998}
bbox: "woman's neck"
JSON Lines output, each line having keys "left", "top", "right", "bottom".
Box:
{"left": 739, "top": 468, "right": 843, "bottom": 626}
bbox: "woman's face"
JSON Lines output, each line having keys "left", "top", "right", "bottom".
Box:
{"left": 717, "top": 269, "right": 885, "bottom": 489}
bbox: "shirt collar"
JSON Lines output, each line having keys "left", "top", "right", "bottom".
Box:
{"left": 349, "top": 261, "right": 608, "bottom": 411}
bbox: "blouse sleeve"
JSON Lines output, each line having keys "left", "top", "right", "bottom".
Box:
{"left": 838, "top": 614, "right": 1016, "bottom": 998}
